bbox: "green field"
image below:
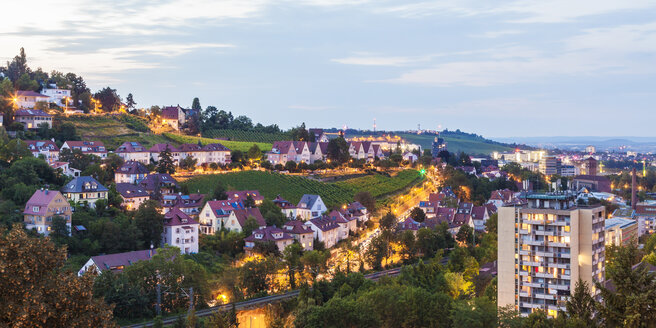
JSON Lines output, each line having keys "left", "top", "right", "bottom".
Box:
{"left": 182, "top": 169, "right": 423, "bottom": 209}
{"left": 163, "top": 133, "right": 272, "bottom": 152}
{"left": 202, "top": 129, "right": 292, "bottom": 143}
{"left": 56, "top": 114, "right": 171, "bottom": 149}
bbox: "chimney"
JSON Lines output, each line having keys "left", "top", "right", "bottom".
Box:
{"left": 632, "top": 167, "right": 637, "bottom": 210}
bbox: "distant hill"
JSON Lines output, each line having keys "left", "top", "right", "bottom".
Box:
{"left": 495, "top": 136, "right": 656, "bottom": 153}
{"left": 332, "top": 129, "right": 523, "bottom": 155}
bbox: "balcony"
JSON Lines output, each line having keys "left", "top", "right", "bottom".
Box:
{"left": 535, "top": 272, "right": 554, "bottom": 279}
{"left": 548, "top": 284, "right": 570, "bottom": 291}
{"left": 535, "top": 230, "right": 556, "bottom": 236}
{"left": 536, "top": 251, "right": 555, "bottom": 257}
{"left": 523, "top": 282, "right": 543, "bottom": 288}
{"left": 519, "top": 291, "right": 530, "bottom": 297}
{"left": 534, "top": 293, "right": 556, "bottom": 300}
{"left": 519, "top": 229, "right": 530, "bottom": 235}
{"left": 519, "top": 250, "right": 530, "bottom": 256}
{"left": 523, "top": 240, "right": 544, "bottom": 246}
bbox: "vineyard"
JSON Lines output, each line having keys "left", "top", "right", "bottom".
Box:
{"left": 335, "top": 170, "right": 423, "bottom": 199}
{"left": 182, "top": 169, "right": 424, "bottom": 209}
{"left": 163, "top": 133, "right": 273, "bottom": 152}
{"left": 203, "top": 129, "right": 292, "bottom": 143}
{"left": 182, "top": 171, "right": 353, "bottom": 208}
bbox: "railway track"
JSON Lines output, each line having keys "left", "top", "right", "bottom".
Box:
{"left": 122, "top": 267, "right": 403, "bottom": 327}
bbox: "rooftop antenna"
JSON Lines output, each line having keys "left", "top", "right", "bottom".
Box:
{"left": 373, "top": 118, "right": 376, "bottom": 133}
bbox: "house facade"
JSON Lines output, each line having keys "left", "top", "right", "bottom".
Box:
{"left": 223, "top": 208, "right": 267, "bottom": 233}
{"left": 25, "top": 140, "right": 59, "bottom": 163}
{"left": 198, "top": 200, "right": 245, "bottom": 234}
{"left": 61, "top": 176, "right": 109, "bottom": 208}
{"left": 13, "top": 109, "right": 52, "bottom": 129}
{"left": 115, "top": 161, "right": 149, "bottom": 184}
{"left": 296, "top": 194, "right": 326, "bottom": 220}
{"left": 283, "top": 220, "right": 314, "bottom": 251}
{"left": 162, "top": 208, "right": 199, "bottom": 254}
{"left": 61, "top": 141, "right": 108, "bottom": 158}
{"left": 23, "top": 189, "right": 72, "bottom": 236}
{"left": 115, "top": 142, "right": 151, "bottom": 164}
{"left": 15, "top": 90, "right": 50, "bottom": 109}
{"left": 161, "top": 105, "right": 186, "bottom": 130}
{"left": 244, "top": 226, "right": 295, "bottom": 254}
{"left": 306, "top": 217, "right": 340, "bottom": 248}
{"left": 116, "top": 183, "right": 150, "bottom": 211}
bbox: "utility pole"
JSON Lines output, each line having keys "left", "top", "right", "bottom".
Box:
{"left": 156, "top": 281, "right": 161, "bottom": 316}
{"left": 188, "top": 287, "right": 194, "bottom": 313}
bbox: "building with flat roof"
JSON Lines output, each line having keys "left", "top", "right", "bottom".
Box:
{"left": 498, "top": 192, "right": 605, "bottom": 318}
{"left": 539, "top": 156, "right": 561, "bottom": 176}
{"left": 605, "top": 217, "right": 638, "bottom": 246}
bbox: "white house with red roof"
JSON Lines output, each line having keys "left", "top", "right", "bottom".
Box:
{"left": 283, "top": 220, "right": 314, "bottom": 250}
{"left": 115, "top": 141, "right": 151, "bottom": 164}
{"left": 161, "top": 105, "right": 186, "bottom": 130}
{"left": 487, "top": 189, "right": 517, "bottom": 208}
{"left": 471, "top": 206, "right": 489, "bottom": 232}
{"left": 61, "top": 141, "right": 108, "bottom": 158}
{"left": 160, "top": 193, "right": 204, "bottom": 217}
{"left": 23, "top": 189, "right": 72, "bottom": 236}
{"left": 198, "top": 200, "right": 245, "bottom": 234}
{"left": 25, "top": 140, "right": 59, "bottom": 163}
{"left": 15, "top": 90, "right": 49, "bottom": 109}
{"left": 50, "top": 161, "right": 81, "bottom": 177}
{"left": 13, "top": 109, "right": 52, "bottom": 129}
{"left": 244, "top": 226, "right": 295, "bottom": 254}
{"left": 162, "top": 208, "right": 199, "bottom": 254}
{"left": 115, "top": 161, "right": 149, "bottom": 184}
{"left": 306, "top": 216, "right": 340, "bottom": 248}
{"left": 326, "top": 210, "right": 357, "bottom": 240}
{"left": 149, "top": 143, "right": 181, "bottom": 163}
{"left": 224, "top": 208, "right": 267, "bottom": 233}
{"left": 272, "top": 195, "right": 298, "bottom": 218}
{"left": 296, "top": 194, "right": 326, "bottom": 220}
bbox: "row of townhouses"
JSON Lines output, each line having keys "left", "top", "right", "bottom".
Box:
{"left": 266, "top": 140, "right": 386, "bottom": 165}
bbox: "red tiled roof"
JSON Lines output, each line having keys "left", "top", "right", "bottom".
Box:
{"left": 17, "top": 90, "right": 49, "bottom": 97}
{"left": 309, "top": 216, "right": 340, "bottom": 232}
{"left": 232, "top": 208, "right": 266, "bottom": 227}
{"left": 23, "top": 189, "right": 63, "bottom": 216}
{"left": 117, "top": 161, "right": 149, "bottom": 175}
{"left": 244, "top": 226, "right": 294, "bottom": 243}
{"left": 25, "top": 140, "right": 59, "bottom": 152}
{"left": 116, "top": 141, "right": 147, "bottom": 153}
{"left": 471, "top": 206, "right": 487, "bottom": 221}
{"left": 14, "top": 109, "right": 51, "bottom": 117}
{"left": 161, "top": 106, "right": 181, "bottom": 120}
{"left": 227, "top": 190, "right": 264, "bottom": 202}
{"left": 283, "top": 220, "right": 314, "bottom": 234}
{"left": 90, "top": 249, "right": 157, "bottom": 273}
{"left": 149, "top": 143, "right": 179, "bottom": 153}
{"left": 164, "top": 208, "right": 199, "bottom": 226}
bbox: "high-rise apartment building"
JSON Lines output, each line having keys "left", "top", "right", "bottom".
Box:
{"left": 498, "top": 192, "right": 605, "bottom": 317}
{"left": 539, "top": 156, "right": 561, "bottom": 176}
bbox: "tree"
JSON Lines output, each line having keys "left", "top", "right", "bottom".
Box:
{"left": 244, "top": 195, "right": 256, "bottom": 208}
{"left": 213, "top": 183, "right": 228, "bottom": 200}
{"left": 562, "top": 279, "right": 596, "bottom": 326}
{"left": 260, "top": 199, "right": 286, "bottom": 228}
{"left": 409, "top": 207, "right": 427, "bottom": 222}
{"left": 247, "top": 144, "right": 262, "bottom": 161}
{"left": 456, "top": 224, "right": 474, "bottom": 245}
{"left": 445, "top": 271, "right": 472, "bottom": 299}
{"left": 242, "top": 216, "right": 260, "bottom": 237}
{"left": 283, "top": 243, "right": 303, "bottom": 289}
{"left": 125, "top": 93, "right": 136, "bottom": 112}
{"left": 5, "top": 47, "right": 29, "bottom": 82}
{"left": 0, "top": 224, "right": 116, "bottom": 327}
{"left": 134, "top": 200, "right": 164, "bottom": 248}
{"left": 327, "top": 137, "right": 350, "bottom": 163}
{"left": 191, "top": 97, "right": 201, "bottom": 112}
{"left": 179, "top": 155, "right": 198, "bottom": 171}
{"left": 380, "top": 212, "right": 396, "bottom": 232}
{"left": 156, "top": 145, "right": 176, "bottom": 174}
{"left": 284, "top": 160, "right": 297, "bottom": 172}
{"left": 301, "top": 250, "right": 328, "bottom": 279}
{"left": 354, "top": 191, "right": 376, "bottom": 214}
{"left": 94, "top": 86, "right": 121, "bottom": 112}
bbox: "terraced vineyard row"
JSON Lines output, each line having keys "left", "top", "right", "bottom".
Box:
{"left": 163, "top": 133, "right": 272, "bottom": 152}
{"left": 203, "top": 129, "right": 292, "bottom": 143}
{"left": 182, "top": 171, "right": 353, "bottom": 208}
{"left": 183, "top": 170, "right": 423, "bottom": 209}
{"left": 335, "top": 170, "right": 423, "bottom": 199}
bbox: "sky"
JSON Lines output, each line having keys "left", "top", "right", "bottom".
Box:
{"left": 1, "top": 0, "right": 655, "bottom": 138}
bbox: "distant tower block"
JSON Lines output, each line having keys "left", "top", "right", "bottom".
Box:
{"left": 584, "top": 157, "right": 597, "bottom": 176}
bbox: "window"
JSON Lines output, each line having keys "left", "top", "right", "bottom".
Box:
{"left": 32, "top": 206, "right": 39, "bottom": 212}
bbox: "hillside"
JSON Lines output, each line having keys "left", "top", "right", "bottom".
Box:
{"left": 182, "top": 169, "right": 423, "bottom": 208}
{"left": 343, "top": 130, "right": 517, "bottom": 155}
{"left": 56, "top": 114, "right": 272, "bottom": 152}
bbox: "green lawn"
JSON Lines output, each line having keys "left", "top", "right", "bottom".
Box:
{"left": 202, "top": 129, "right": 292, "bottom": 143}
{"left": 182, "top": 170, "right": 423, "bottom": 209}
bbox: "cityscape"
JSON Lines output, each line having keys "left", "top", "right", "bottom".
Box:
{"left": 1, "top": 1, "right": 656, "bottom": 328}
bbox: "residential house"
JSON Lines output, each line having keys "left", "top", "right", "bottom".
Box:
{"left": 23, "top": 189, "right": 72, "bottom": 236}
{"left": 15, "top": 90, "right": 49, "bottom": 109}
{"left": 572, "top": 175, "right": 612, "bottom": 193}
{"left": 223, "top": 208, "right": 267, "bottom": 233}
{"left": 397, "top": 217, "right": 422, "bottom": 234}
{"left": 635, "top": 203, "right": 656, "bottom": 235}
{"left": 149, "top": 144, "right": 180, "bottom": 164}
{"left": 41, "top": 86, "right": 71, "bottom": 107}
{"left": 61, "top": 176, "right": 108, "bottom": 208}
{"left": 78, "top": 249, "right": 157, "bottom": 276}
{"left": 424, "top": 207, "right": 456, "bottom": 229}
{"left": 283, "top": 220, "right": 314, "bottom": 251}
{"left": 25, "top": 140, "right": 59, "bottom": 163}
{"left": 61, "top": 141, "right": 108, "bottom": 158}
{"left": 116, "top": 183, "right": 150, "bottom": 210}
{"left": 308, "top": 142, "right": 328, "bottom": 163}
{"left": 162, "top": 208, "right": 199, "bottom": 254}
{"left": 115, "top": 142, "right": 151, "bottom": 164}
{"left": 227, "top": 190, "right": 264, "bottom": 206}
{"left": 487, "top": 189, "right": 517, "bottom": 208}
{"left": 50, "top": 161, "right": 81, "bottom": 177}
{"left": 198, "top": 200, "right": 245, "bottom": 234}
{"left": 139, "top": 173, "right": 179, "bottom": 195}
{"left": 419, "top": 201, "right": 439, "bottom": 217}
{"left": 115, "top": 161, "right": 149, "bottom": 184}
{"left": 403, "top": 152, "right": 418, "bottom": 163}
{"left": 13, "top": 109, "right": 52, "bottom": 129}
{"left": 346, "top": 201, "right": 369, "bottom": 222}
{"left": 471, "top": 206, "right": 489, "bottom": 232}
{"left": 273, "top": 195, "right": 298, "bottom": 218}
{"left": 267, "top": 141, "right": 297, "bottom": 165}
{"left": 161, "top": 105, "right": 186, "bottom": 130}
{"left": 244, "top": 226, "right": 295, "bottom": 254}
{"left": 451, "top": 213, "right": 474, "bottom": 235}
{"left": 326, "top": 210, "right": 357, "bottom": 240}
{"left": 306, "top": 217, "right": 340, "bottom": 248}
{"left": 160, "top": 193, "right": 204, "bottom": 217}
{"left": 296, "top": 194, "right": 327, "bottom": 220}
{"left": 201, "top": 143, "right": 231, "bottom": 165}
{"left": 309, "top": 128, "right": 329, "bottom": 142}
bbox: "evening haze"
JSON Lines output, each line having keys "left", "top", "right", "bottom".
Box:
{"left": 2, "top": 0, "right": 655, "bottom": 137}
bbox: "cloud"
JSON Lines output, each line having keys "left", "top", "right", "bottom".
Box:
{"left": 331, "top": 53, "right": 432, "bottom": 66}
{"left": 288, "top": 105, "right": 336, "bottom": 111}
{"left": 471, "top": 30, "right": 524, "bottom": 38}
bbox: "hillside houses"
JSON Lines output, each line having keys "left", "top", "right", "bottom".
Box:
{"left": 23, "top": 189, "right": 72, "bottom": 236}
{"left": 198, "top": 200, "right": 245, "bottom": 234}
{"left": 161, "top": 105, "right": 186, "bottom": 130}
{"left": 115, "top": 141, "right": 231, "bottom": 166}
{"left": 25, "top": 140, "right": 59, "bottom": 163}
{"left": 244, "top": 227, "right": 295, "bottom": 254}
{"left": 61, "top": 141, "right": 108, "bottom": 158}
{"left": 61, "top": 176, "right": 108, "bottom": 208}
{"left": 13, "top": 109, "right": 52, "bottom": 130}
{"left": 266, "top": 140, "right": 386, "bottom": 165}
{"left": 162, "top": 208, "right": 199, "bottom": 254}
{"left": 116, "top": 183, "right": 150, "bottom": 210}
{"left": 223, "top": 208, "right": 267, "bottom": 233}
{"left": 115, "top": 161, "right": 149, "bottom": 184}
{"left": 283, "top": 220, "right": 314, "bottom": 251}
